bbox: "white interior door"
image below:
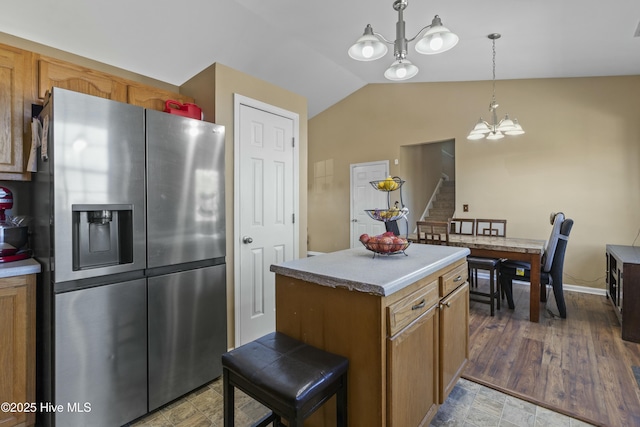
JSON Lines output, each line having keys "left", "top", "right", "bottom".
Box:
{"left": 350, "top": 161, "right": 389, "bottom": 247}
{"left": 234, "top": 96, "right": 298, "bottom": 346}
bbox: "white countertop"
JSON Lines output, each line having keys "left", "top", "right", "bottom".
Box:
{"left": 0, "top": 258, "right": 41, "bottom": 278}
{"left": 270, "top": 244, "right": 470, "bottom": 296}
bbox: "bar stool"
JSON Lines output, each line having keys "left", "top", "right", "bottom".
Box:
{"left": 222, "top": 332, "right": 349, "bottom": 427}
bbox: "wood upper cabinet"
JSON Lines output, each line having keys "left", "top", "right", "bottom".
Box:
{"left": 0, "top": 274, "right": 36, "bottom": 427}
{"left": 37, "top": 56, "right": 128, "bottom": 102}
{"left": 38, "top": 56, "right": 194, "bottom": 112}
{"left": 0, "top": 44, "right": 30, "bottom": 177}
{"left": 127, "top": 84, "right": 194, "bottom": 112}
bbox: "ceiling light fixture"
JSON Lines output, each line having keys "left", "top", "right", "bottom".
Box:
{"left": 467, "top": 33, "right": 524, "bottom": 140}
{"left": 348, "top": 0, "right": 458, "bottom": 81}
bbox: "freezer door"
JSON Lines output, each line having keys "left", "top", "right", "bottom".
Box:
{"left": 54, "top": 279, "right": 147, "bottom": 427}
{"left": 148, "top": 264, "right": 227, "bottom": 410}
{"left": 146, "top": 110, "right": 225, "bottom": 268}
{"left": 48, "top": 88, "right": 146, "bottom": 283}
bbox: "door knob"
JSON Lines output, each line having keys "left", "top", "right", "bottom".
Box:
{"left": 242, "top": 236, "right": 253, "bottom": 244}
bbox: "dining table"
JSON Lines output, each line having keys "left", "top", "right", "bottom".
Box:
{"left": 409, "top": 233, "right": 547, "bottom": 322}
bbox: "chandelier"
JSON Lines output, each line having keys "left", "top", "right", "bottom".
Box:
{"left": 467, "top": 33, "right": 524, "bottom": 140}
{"left": 348, "top": 0, "right": 458, "bottom": 81}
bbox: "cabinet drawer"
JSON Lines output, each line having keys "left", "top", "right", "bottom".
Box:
{"left": 388, "top": 279, "right": 438, "bottom": 336}
{"left": 440, "top": 262, "right": 468, "bottom": 298}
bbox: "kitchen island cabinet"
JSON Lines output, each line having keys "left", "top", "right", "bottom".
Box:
{"left": 0, "top": 259, "right": 41, "bottom": 427}
{"left": 271, "top": 245, "right": 470, "bottom": 427}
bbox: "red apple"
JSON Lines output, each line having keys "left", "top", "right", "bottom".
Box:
{"left": 379, "top": 236, "right": 394, "bottom": 253}
{"left": 368, "top": 236, "right": 379, "bottom": 251}
{"left": 359, "top": 233, "right": 370, "bottom": 244}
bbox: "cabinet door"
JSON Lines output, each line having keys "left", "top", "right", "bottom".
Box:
{"left": 0, "top": 45, "right": 27, "bottom": 174}
{"left": 38, "top": 56, "right": 127, "bottom": 101}
{"left": 439, "top": 281, "right": 469, "bottom": 403}
{"left": 387, "top": 304, "right": 439, "bottom": 427}
{"left": 0, "top": 276, "right": 34, "bottom": 427}
{"left": 127, "top": 83, "right": 194, "bottom": 112}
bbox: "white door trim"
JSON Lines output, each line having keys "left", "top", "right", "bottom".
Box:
{"left": 233, "top": 94, "right": 300, "bottom": 347}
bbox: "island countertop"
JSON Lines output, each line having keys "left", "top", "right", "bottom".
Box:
{"left": 270, "top": 244, "right": 470, "bottom": 296}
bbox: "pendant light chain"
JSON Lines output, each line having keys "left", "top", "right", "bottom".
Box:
{"left": 491, "top": 37, "right": 497, "bottom": 107}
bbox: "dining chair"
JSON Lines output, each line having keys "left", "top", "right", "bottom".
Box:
{"left": 466, "top": 218, "right": 508, "bottom": 316}
{"left": 449, "top": 218, "right": 475, "bottom": 235}
{"left": 476, "top": 219, "right": 507, "bottom": 237}
{"left": 499, "top": 213, "right": 573, "bottom": 318}
{"left": 416, "top": 220, "right": 450, "bottom": 245}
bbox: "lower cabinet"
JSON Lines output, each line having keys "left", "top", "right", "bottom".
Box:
{"left": 439, "top": 282, "right": 469, "bottom": 402}
{"left": 387, "top": 303, "right": 439, "bottom": 426}
{"left": 275, "top": 257, "right": 469, "bottom": 427}
{"left": 0, "top": 274, "right": 36, "bottom": 427}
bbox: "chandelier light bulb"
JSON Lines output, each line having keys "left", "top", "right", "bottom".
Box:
{"left": 429, "top": 34, "right": 443, "bottom": 51}
{"left": 384, "top": 59, "right": 418, "bottom": 81}
{"left": 486, "top": 131, "right": 504, "bottom": 140}
{"left": 361, "top": 44, "right": 374, "bottom": 59}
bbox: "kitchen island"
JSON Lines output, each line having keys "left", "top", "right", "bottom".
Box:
{"left": 270, "top": 244, "right": 470, "bottom": 427}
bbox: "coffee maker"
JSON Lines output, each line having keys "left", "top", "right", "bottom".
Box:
{"left": 0, "top": 187, "right": 31, "bottom": 262}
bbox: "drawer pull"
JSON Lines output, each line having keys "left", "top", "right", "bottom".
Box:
{"left": 439, "top": 301, "right": 451, "bottom": 310}
{"left": 453, "top": 275, "right": 463, "bottom": 282}
{"left": 412, "top": 299, "right": 426, "bottom": 310}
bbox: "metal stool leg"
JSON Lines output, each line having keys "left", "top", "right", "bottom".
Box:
{"left": 337, "top": 374, "right": 348, "bottom": 427}
{"left": 223, "top": 368, "right": 234, "bottom": 427}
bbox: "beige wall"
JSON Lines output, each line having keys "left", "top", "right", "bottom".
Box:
{"left": 308, "top": 76, "right": 640, "bottom": 290}
{"left": 182, "top": 63, "right": 308, "bottom": 348}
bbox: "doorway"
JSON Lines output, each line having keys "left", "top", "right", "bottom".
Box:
{"left": 233, "top": 95, "right": 299, "bottom": 346}
{"left": 399, "top": 139, "right": 455, "bottom": 230}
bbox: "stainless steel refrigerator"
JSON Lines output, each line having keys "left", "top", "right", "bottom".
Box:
{"left": 32, "top": 88, "right": 226, "bottom": 427}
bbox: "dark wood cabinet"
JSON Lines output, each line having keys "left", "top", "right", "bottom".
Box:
{"left": 606, "top": 244, "right": 640, "bottom": 343}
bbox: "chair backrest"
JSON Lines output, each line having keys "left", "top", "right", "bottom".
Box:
{"left": 416, "top": 221, "right": 450, "bottom": 245}
{"left": 476, "top": 219, "right": 507, "bottom": 237}
{"left": 542, "top": 212, "right": 565, "bottom": 272}
{"left": 549, "top": 218, "right": 573, "bottom": 283}
{"left": 449, "top": 218, "right": 475, "bottom": 235}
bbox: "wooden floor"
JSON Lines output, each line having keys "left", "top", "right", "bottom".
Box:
{"left": 463, "top": 282, "right": 640, "bottom": 427}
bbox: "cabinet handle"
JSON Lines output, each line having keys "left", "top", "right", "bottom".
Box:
{"left": 453, "top": 275, "right": 462, "bottom": 282}
{"left": 439, "top": 301, "right": 451, "bottom": 310}
{"left": 412, "top": 299, "right": 426, "bottom": 310}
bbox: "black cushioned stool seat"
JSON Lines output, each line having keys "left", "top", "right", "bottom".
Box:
{"left": 222, "top": 332, "right": 349, "bottom": 427}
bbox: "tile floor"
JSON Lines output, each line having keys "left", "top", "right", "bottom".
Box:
{"left": 130, "top": 376, "right": 594, "bottom": 427}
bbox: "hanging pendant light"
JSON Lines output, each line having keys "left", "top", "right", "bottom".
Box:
{"left": 466, "top": 33, "right": 525, "bottom": 140}
{"left": 348, "top": 0, "right": 458, "bottom": 81}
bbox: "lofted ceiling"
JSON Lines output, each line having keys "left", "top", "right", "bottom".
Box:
{"left": 2, "top": 0, "right": 640, "bottom": 117}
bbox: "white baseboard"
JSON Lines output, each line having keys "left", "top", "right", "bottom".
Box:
{"left": 495, "top": 274, "right": 606, "bottom": 296}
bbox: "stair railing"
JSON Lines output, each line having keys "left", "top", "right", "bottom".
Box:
{"left": 414, "top": 176, "right": 446, "bottom": 233}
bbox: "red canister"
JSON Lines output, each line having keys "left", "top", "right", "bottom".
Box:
{"left": 164, "top": 100, "right": 203, "bottom": 120}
